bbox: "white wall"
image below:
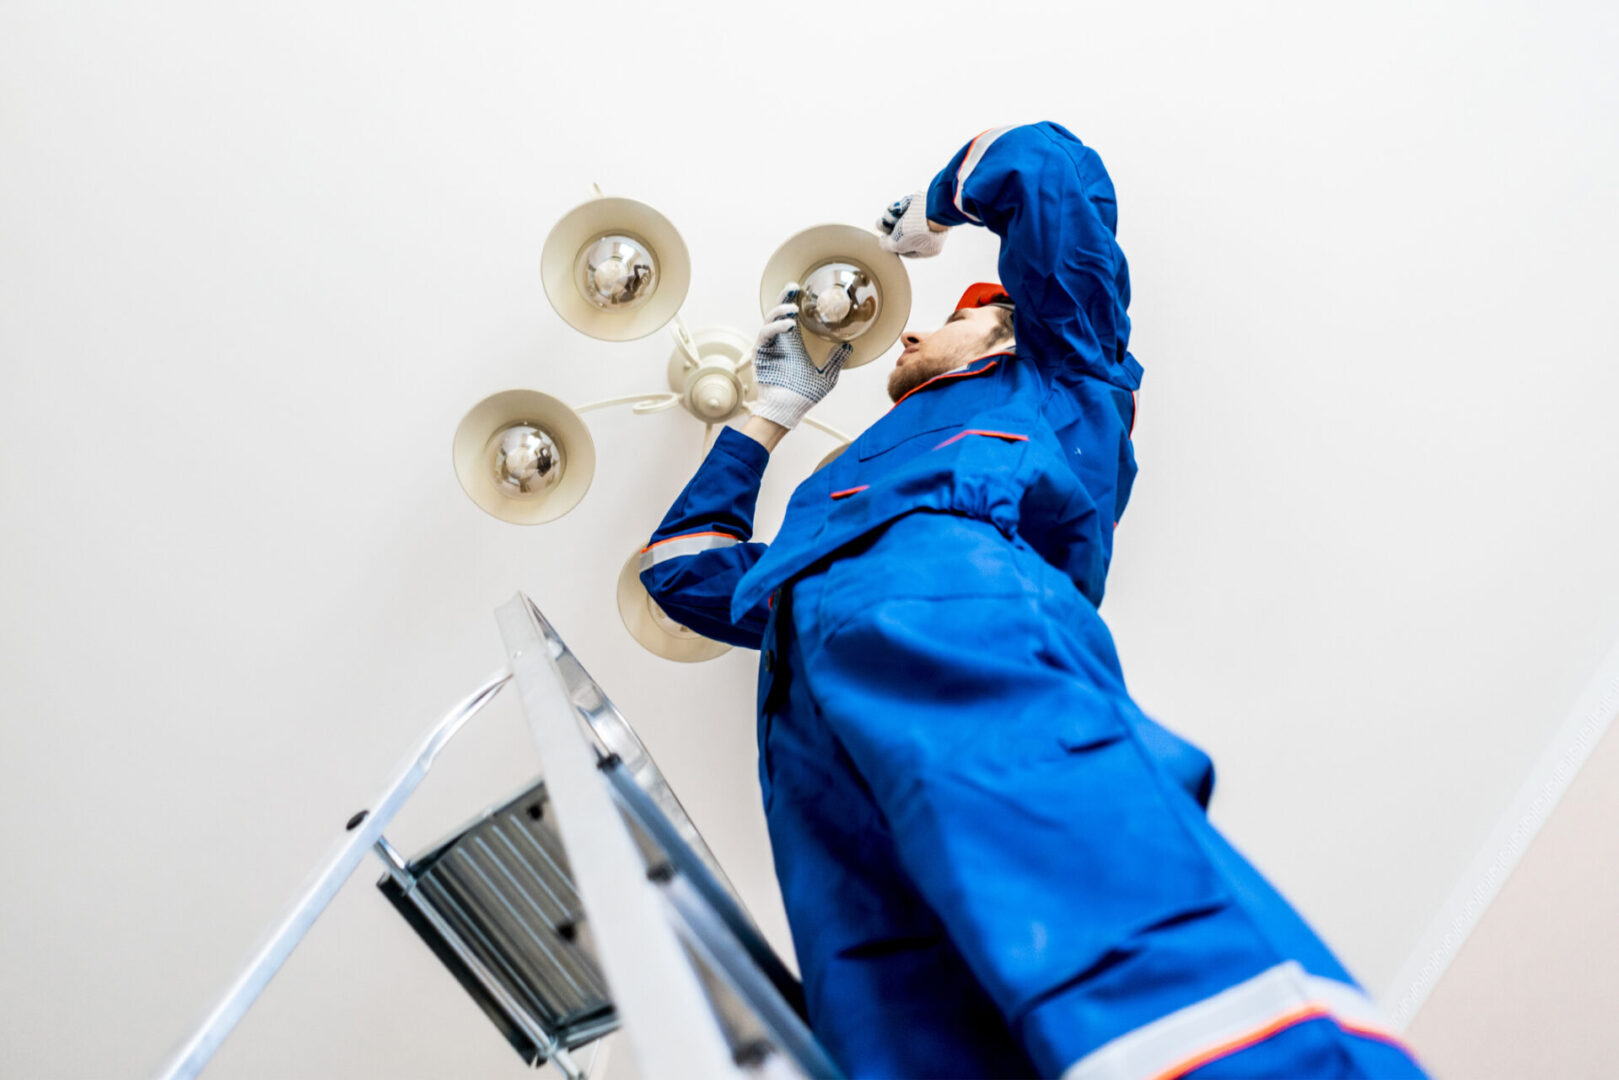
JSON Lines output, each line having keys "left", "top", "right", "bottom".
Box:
{"left": 1, "top": 1, "right": 1615, "bottom": 1077}
{"left": 1407, "top": 716, "right": 1619, "bottom": 1077}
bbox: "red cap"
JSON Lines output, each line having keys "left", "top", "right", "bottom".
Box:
{"left": 955, "top": 282, "right": 1012, "bottom": 312}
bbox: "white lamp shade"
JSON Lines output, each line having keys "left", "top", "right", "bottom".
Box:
{"left": 759, "top": 224, "right": 912, "bottom": 369}
{"left": 616, "top": 552, "right": 731, "bottom": 663}
{"left": 541, "top": 196, "right": 691, "bottom": 341}
{"left": 452, "top": 389, "right": 595, "bottom": 525}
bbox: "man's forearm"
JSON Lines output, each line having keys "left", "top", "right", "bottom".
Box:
{"left": 739, "top": 414, "right": 790, "bottom": 453}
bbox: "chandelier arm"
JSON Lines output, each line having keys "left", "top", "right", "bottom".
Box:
{"left": 575, "top": 392, "right": 683, "bottom": 416}
{"left": 669, "top": 316, "right": 703, "bottom": 369}
{"left": 633, "top": 394, "right": 685, "bottom": 415}
{"left": 799, "top": 413, "right": 854, "bottom": 446}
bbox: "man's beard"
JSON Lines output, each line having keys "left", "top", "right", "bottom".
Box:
{"left": 887, "top": 353, "right": 961, "bottom": 402}
{"left": 887, "top": 346, "right": 991, "bottom": 402}
{"left": 887, "top": 362, "right": 933, "bottom": 402}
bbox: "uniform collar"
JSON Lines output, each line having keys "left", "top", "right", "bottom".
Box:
{"left": 889, "top": 351, "right": 1011, "bottom": 409}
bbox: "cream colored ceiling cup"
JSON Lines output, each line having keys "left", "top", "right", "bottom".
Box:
{"left": 542, "top": 196, "right": 691, "bottom": 341}
{"left": 453, "top": 389, "right": 595, "bottom": 524}
{"left": 759, "top": 224, "right": 911, "bottom": 370}
{"left": 616, "top": 551, "right": 731, "bottom": 663}
{"left": 815, "top": 441, "right": 850, "bottom": 473}
{"left": 666, "top": 325, "right": 755, "bottom": 424}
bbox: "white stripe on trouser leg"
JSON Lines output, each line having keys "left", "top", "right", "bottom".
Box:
{"left": 1058, "top": 961, "right": 1401, "bottom": 1080}
{"left": 953, "top": 125, "right": 1015, "bottom": 222}
{"left": 638, "top": 532, "right": 740, "bottom": 573}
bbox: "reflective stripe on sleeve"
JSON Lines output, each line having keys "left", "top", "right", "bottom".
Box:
{"left": 638, "top": 531, "right": 741, "bottom": 573}
{"left": 1059, "top": 962, "right": 1408, "bottom": 1080}
{"left": 953, "top": 125, "right": 1016, "bottom": 222}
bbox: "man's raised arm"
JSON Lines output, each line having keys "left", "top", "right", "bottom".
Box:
{"left": 885, "top": 122, "right": 1139, "bottom": 388}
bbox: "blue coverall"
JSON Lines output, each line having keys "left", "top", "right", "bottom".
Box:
{"left": 641, "top": 124, "right": 1427, "bottom": 1080}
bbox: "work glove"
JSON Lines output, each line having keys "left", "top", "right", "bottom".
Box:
{"left": 746, "top": 283, "right": 852, "bottom": 430}
{"left": 877, "top": 191, "right": 948, "bottom": 258}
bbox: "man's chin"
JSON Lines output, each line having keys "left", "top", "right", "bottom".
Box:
{"left": 888, "top": 361, "right": 936, "bottom": 403}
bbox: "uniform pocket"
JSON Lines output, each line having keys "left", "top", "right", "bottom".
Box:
{"left": 856, "top": 421, "right": 955, "bottom": 461}
{"left": 819, "top": 512, "right": 1036, "bottom": 620}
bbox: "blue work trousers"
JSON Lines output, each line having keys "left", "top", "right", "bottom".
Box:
{"left": 760, "top": 511, "right": 1425, "bottom": 1079}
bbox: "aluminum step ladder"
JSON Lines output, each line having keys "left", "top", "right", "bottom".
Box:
{"left": 154, "top": 593, "right": 840, "bottom": 1080}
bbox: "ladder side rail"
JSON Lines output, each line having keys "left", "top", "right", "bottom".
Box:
{"left": 602, "top": 764, "right": 807, "bottom": 1015}
{"left": 152, "top": 668, "right": 512, "bottom": 1080}
{"left": 495, "top": 595, "right": 741, "bottom": 1080}
{"left": 657, "top": 872, "right": 842, "bottom": 1078}
{"left": 529, "top": 602, "right": 750, "bottom": 907}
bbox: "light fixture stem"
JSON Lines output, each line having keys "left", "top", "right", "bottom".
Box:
{"left": 669, "top": 316, "right": 703, "bottom": 369}
{"left": 632, "top": 394, "right": 684, "bottom": 415}
{"left": 575, "top": 392, "right": 682, "bottom": 416}
{"left": 800, "top": 413, "right": 853, "bottom": 446}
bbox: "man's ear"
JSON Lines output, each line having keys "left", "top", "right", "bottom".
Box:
{"left": 982, "top": 327, "right": 1015, "bottom": 354}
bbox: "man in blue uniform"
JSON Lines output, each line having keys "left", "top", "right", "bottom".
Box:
{"left": 639, "top": 123, "right": 1427, "bottom": 1079}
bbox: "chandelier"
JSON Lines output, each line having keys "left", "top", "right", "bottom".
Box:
{"left": 453, "top": 188, "right": 912, "bottom": 662}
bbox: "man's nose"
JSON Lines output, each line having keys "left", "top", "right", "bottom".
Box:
{"left": 901, "top": 330, "right": 924, "bottom": 347}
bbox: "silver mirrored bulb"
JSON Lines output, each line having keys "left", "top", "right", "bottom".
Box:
{"left": 575, "top": 234, "right": 658, "bottom": 311}
{"left": 488, "top": 424, "right": 564, "bottom": 498}
{"left": 798, "top": 260, "right": 880, "bottom": 342}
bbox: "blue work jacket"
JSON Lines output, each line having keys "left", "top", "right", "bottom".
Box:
{"left": 640, "top": 122, "right": 1140, "bottom": 651}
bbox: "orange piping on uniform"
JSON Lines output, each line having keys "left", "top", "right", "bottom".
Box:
{"left": 1336, "top": 1020, "right": 1415, "bottom": 1052}
{"left": 1149, "top": 1005, "right": 1332, "bottom": 1080}
{"left": 957, "top": 129, "right": 996, "bottom": 187}
{"left": 1147, "top": 1004, "right": 1418, "bottom": 1080}
{"left": 829, "top": 485, "right": 869, "bottom": 500}
{"left": 953, "top": 128, "right": 997, "bottom": 213}
{"left": 932, "top": 429, "right": 1029, "bottom": 450}
{"left": 889, "top": 357, "right": 1005, "bottom": 410}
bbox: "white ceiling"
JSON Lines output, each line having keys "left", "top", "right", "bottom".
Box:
{"left": 1, "top": 2, "right": 1616, "bottom": 1077}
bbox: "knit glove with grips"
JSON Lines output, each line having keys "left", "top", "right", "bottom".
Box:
{"left": 877, "top": 191, "right": 948, "bottom": 258}
{"left": 746, "top": 284, "right": 852, "bottom": 430}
